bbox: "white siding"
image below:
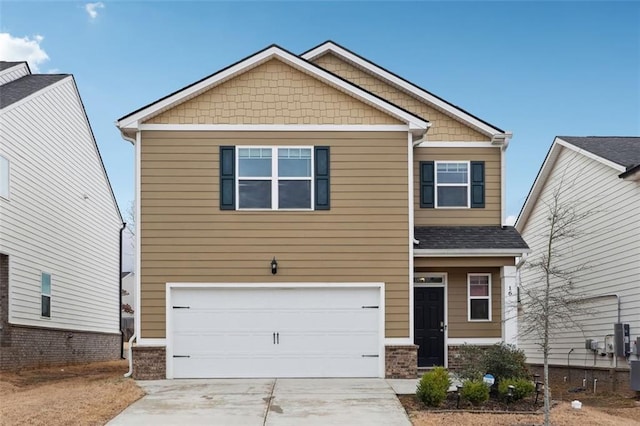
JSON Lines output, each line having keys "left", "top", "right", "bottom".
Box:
{"left": 518, "top": 147, "right": 640, "bottom": 369}
{"left": 0, "top": 78, "right": 122, "bottom": 333}
{"left": 0, "top": 64, "right": 30, "bottom": 85}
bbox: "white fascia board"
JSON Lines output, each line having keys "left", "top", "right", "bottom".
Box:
{"left": 414, "top": 248, "right": 530, "bottom": 257}
{"left": 302, "top": 42, "right": 503, "bottom": 137}
{"left": 0, "top": 76, "right": 72, "bottom": 115}
{"left": 117, "top": 46, "right": 428, "bottom": 132}
{"left": 556, "top": 137, "right": 626, "bottom": 173}
{"left": 416, "top": 141, "right": 499, "bottom": 148}
{"left": 448, "top": 338, "right": 502, "bottom": 345}
{"left": 138, "top": 124, "right": 409, "bottom": 132}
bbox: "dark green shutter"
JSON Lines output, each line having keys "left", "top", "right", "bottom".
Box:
{"left": 470, "top": 161, "right": 485, "bottom": 208}
{"left": 314, "top": 146, "right": 330, "bottom": 210}
{"left": 220, "top": 146, "right": 235, "bottom": 210}
{"left": 419, "top": 161, "right": 434, "bottom": 208}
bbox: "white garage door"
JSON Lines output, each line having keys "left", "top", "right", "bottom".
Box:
{"left": 169, "top": 285, "right": 382, "bottom": 378}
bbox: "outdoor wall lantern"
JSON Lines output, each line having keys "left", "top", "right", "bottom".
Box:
{"left": 271, "top": 257, "right": 278, "bottom": 275}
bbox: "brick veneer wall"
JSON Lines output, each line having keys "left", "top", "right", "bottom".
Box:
{"left": 0, "top": 325, "right": 120, "bottom": 370}
{"left": 528, "top": 363, "right": 633, "bottom": 394}
{"left": 132, "top": 346, "right": 166, "bottom": 380}
{"left": 385, "top": 345, "right": 418, "bottom": 378}
{"left": 447, "top": 345, "right": 492, "bottom": 371}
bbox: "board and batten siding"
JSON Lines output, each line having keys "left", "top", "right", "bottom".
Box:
{"left": 519, "top": 147, "right": 640, "bottom": 368}
{"left": 140, "top": 130, "right": 411, "bottom": 339}
{"left": 0, "top": 78, "right": 122, "bottom": 333}
{"left": 311, "top": 53, "right": 491, "bottom": 142}
{"left": 414, "top": 147, "right": 502, "bottom": 226}
{"left": 416, "top": 266, "right": 502, "bottom": 338}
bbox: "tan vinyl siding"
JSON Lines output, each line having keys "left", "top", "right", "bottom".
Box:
{"left": 312, "top": 53, "right": 490, "bottom": 141}
{"left": 140, "top": 131, "right": 410, "bottom": 338}
{"left": 416, "top": 267, "right": 502, "bottom": 338}
{"left": 414, "top": 147, "right": 501, "bottom": 226}
{"left": 145, "top": 59, "right": 402, "bottom": 125}
{"left": 415, "top": 257, "right": 515, "bottom": 268}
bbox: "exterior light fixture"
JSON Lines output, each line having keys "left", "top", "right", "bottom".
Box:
{"left": 271, "top": 257, "right": 278, "bottom": 275}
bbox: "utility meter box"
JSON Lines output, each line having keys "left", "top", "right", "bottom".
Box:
{"left": 605, "top": 335, "right": 615, "bottom": 354}
{"left": 631, "top": 361, "right": 640, "bottom": 391}
{"left": 585, "top": 339, "right": 593, "bottom": 350}
{"left": 614, "top": 323, "right": 630, "bottom": 357}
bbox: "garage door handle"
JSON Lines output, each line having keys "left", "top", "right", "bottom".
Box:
{"left": 276, "top": 332, "right": 279, "bottom": 344}
{"left": 273, "top": 332, "right": 276, "bottom": 344}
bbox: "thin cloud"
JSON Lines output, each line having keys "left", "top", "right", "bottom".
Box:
{"left": 0, "top": 33, "right": 49, "bottom": 72}
{"left": 85, "top": 2, "right": 105, "bottom": 20}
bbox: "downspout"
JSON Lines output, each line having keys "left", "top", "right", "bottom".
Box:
{"left": 119, "top": 222, "right": 126, "bottom": 359}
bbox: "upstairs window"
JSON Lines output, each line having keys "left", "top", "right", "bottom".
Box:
{"left": 436, "top": 161, "right": 469, "bottom": 207}
{"left": 237, "top": 147, "right": 313, "bottom": 210}
{"left": 41, "top": 272, "right": 51, "bottom": 318}
{"left": 419, "top": 161, "right": 484, "bottom": 209}
{"left": 220, "top": 145, "right": 331, "bottom": 211}
{"left": 0, "top": 155, "right": 9, "bottom": 199}
{"left": 468, "top": 273, "right": 491, "bottom": 321}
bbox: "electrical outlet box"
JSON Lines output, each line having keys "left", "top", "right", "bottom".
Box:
{"left": 605, "top": 335, "right": 615, "bottom": 354}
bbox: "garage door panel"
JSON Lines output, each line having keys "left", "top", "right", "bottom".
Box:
{"left": 170, "top": 286, "right": 381, "bottom": 378}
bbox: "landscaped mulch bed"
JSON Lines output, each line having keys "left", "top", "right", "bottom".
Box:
{"left": 400, "top": 392, "right": 541, "bottom": 414}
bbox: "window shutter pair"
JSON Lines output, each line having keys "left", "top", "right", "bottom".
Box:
{"left": 219, "top": 146, "right": 330, "bottom": 210}
{"left": 419, "top": 161, "right": 485, "bottom": 208}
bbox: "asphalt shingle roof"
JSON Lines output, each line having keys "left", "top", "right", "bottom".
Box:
{"left": 559, "top": 136, "right": 640, "bottom": 171}
{"left": 0, "top": 74, "right": 69, "bottom": 109}
{"left": 0, "top": 61, "right": 26, "bottom": 71}
{"left": 414, "top": 226, "right": 529, "bottom": 250}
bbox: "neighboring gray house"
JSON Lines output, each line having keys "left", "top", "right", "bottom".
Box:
{"left": 516, "top": 136, "right": 640, "bottom": 387}
{"left": 0, "top": 61, "right": 123, "bottom": 369}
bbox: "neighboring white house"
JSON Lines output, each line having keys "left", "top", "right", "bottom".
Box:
{"left": 516, "top": 136, "right": 640, "bottom": 383}
{"left": 0, "top": 61, "right": 124, "bottom": 369}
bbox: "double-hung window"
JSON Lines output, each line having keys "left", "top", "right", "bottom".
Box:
{"left": 435, "top": 161, "right": 469, "bottom": 207}
{"left": 41, "top": 272, "right": 51, "bottom": 318}
{"left": 468, "top": 273, "right": 491, "bottom": 321}
{"left": 237, "top": 147, "right": 313, "bottom": 210}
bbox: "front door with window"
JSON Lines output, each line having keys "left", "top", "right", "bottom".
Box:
{"left": 414, "top": 287, "right": 445, "bottom": 367}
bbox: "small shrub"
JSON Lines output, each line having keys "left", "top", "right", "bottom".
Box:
{"left": 460, "top": 379, "right": 490, "bottom": 406}
{"left": 483, "top": 343, "right": 530, "bottom": 384}
{"left": 498, "top": 377, "right": 535, "bottom": 401}
{"left": 416, "top": 367, "right": 451, "bottom": 407}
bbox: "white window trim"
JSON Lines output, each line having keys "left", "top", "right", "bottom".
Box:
{"left": 41, "top": 272, "right": 51, "bottom": 319}
{"left": 434, "top": 160, "right": 470, "bottom": 209}
{"left": 467, "top": 273, "right": 491, "bottom": 322}
{"left": 235, "top": 146, "right": 314, "bottom": 211}
{"left": 0, "top": 154, "right": 9, "bottom": 200}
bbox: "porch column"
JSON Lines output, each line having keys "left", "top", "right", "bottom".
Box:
{"left": 501, "top": 265, "right": 517, "bottom": 345}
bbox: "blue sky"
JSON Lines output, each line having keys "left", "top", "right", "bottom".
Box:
{"left": 2, "top": 1, "right": 639, "bottom": 223}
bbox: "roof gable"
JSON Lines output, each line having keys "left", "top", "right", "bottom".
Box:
{"left": 144, "top": 58, "right": 402, "bottom": 126}
{"left": 301, "top": 41, "right": 505, "bottom": 138}
{"left": 117, "top": 44, "right": 429, "bottom": 133}
{"left": 516, "top": 136, "right": 640, "bottom": 231}
{"left": 0, "top": 75, "right": 69, "bottom": 110}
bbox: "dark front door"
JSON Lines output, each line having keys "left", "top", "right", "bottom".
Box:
{"left": 414, "top": 287, "right": 445, "bottom": 367}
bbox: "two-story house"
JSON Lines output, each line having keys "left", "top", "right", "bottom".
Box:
{"left": 116, "top": 42, "right": 529, "bottom": 379}
{"left": 0, "top": 62, "right": 123, "bottom": 368}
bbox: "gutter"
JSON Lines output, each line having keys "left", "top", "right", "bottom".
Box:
{"left": 119, "top": 222, "right": 127, "bottom": 359}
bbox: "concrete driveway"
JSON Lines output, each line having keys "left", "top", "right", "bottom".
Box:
{"left": 108, "top": 378, "right": 411, "bottom": 425}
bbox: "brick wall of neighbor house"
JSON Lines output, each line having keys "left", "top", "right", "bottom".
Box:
{"left": 385, "top": 345, "right": 418, "bottom": 378}
{"left": 132, "top": 346, "right": 166, "bottom": 380}
{"left": 528, "top": 364, "right": 633, "bottom": 395}
{"left": 0, "top": 325, "right": 120, "bottom": 370}
{"left": 0, "top": 255, "right": 9, "bottom": 347}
